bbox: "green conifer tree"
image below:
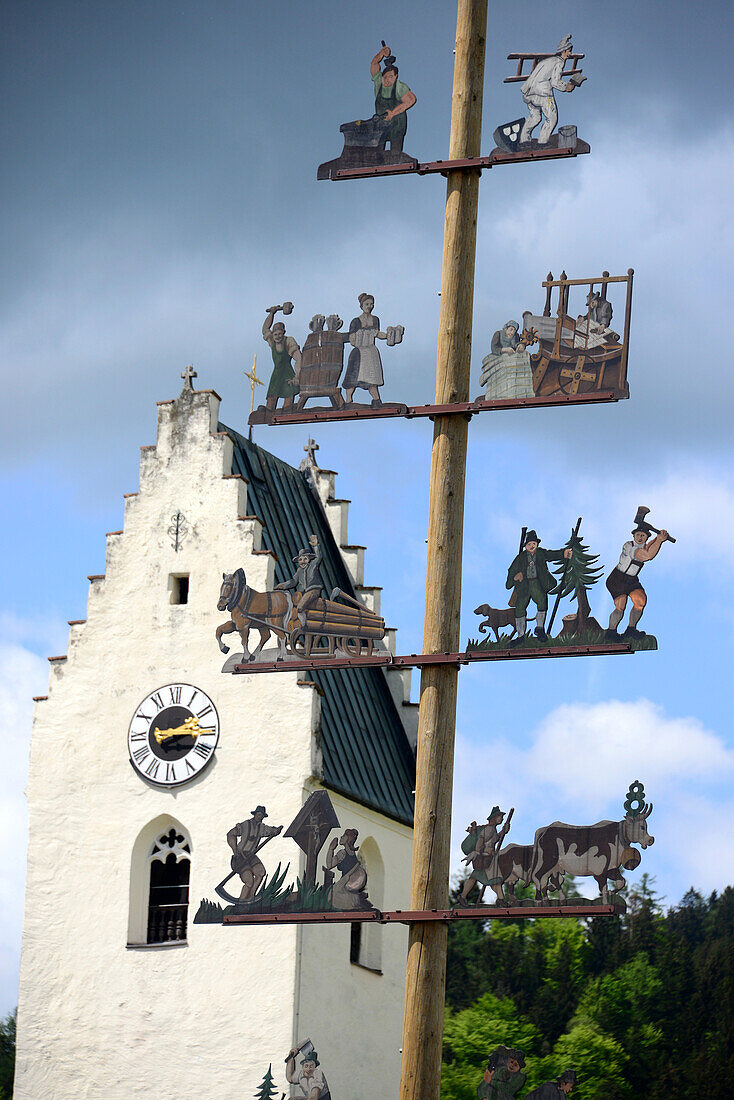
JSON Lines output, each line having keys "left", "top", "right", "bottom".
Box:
{"left": 254, "top": 1064, "right": 279, "bottom": 1100}
{"left": 551, "top": 529, "right": 604, "bottom": 635}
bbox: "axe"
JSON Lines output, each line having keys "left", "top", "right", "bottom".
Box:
{"left": 285, "top": 1038, "right": 314, "bottom": 1064}
{"left": 634, "top": 505, "right": 676, "bottom": 544}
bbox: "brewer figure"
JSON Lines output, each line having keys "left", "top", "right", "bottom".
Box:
{"left": 605, "top": 520, "right": 669, "bottom": 640}
{"left": 519, "top": 34, "right": 576, "bottom": 145}
{"left": 262, "top": 304, "right": 302, "bottom": 413}
{"left": 506, "top": 530, "right": 572, "bottom": 645}
{"left": 370, "top": 42, "right": 417, "bottom": 152}
{"left": 226, "top": 805, "right": 282, "bottom": 901}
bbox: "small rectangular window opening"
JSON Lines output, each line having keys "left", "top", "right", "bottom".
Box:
{"left": 349, "top": 922, "right": 362, "bottom": 964}
{"left": 170, "top": 574, "right": 190, "bottom": 605}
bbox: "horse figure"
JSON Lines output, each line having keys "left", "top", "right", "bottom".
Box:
{"left": 216, "top": 569, "right": 292, "bottom": 662}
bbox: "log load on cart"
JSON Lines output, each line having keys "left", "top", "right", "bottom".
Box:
{"left": 290, "top": 588, "right": 385, "bottom": 658}
{"left": 525, "top": 269, "right": 633, "bottom": 399}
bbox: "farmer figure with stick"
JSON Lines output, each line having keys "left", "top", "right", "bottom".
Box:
{"left": 460, "top": 806, "right": 514, "bottom": 902}
{"left": 506, "top": 530, "right": 571, "bottom": 646}
{"left": 226, "top": 806, "right": 282, "bottom": 901}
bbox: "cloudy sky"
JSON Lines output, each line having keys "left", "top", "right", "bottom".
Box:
{"left": 2, "top": 0, "right": 733, "bottom": 1014}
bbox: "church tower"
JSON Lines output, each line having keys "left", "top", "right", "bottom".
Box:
{"left": 14, "top": 377, "right": 416, "bottom": 1098}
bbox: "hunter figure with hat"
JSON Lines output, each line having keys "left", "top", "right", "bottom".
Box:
{"left": 519, "top": 34, "right": 578, "bottom": 145}
{"left": 226, "top": 806, "right": 282, "bottom": 901}
{"left": 285, "top": 1043, "right": 331, "bottom": 1100}
{"left": 275, "top": 534, "right": 323, "bottom": 628}
{"left": 460, "top": 806, "right": 513, "bottom": 902}
{"left": 506, "top": 531, "right": 572, "bottom": 646}
{"left": 605, "top": 510, "right": 670, "bottom": 640}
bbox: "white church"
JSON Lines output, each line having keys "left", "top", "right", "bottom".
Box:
{"left": 14, "top": 378, "right": 418, "bottom": 1098}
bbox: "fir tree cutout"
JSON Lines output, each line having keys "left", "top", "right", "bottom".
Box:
{"left": 551, "top": 528, "right": 604, "bottom": 636}
{"left": 254, "top": 1064, "right": 280, "bottom": 1100}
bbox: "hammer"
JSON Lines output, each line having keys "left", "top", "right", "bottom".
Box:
{"left": 634, "top": 505, "right": 676, "bottom": 544}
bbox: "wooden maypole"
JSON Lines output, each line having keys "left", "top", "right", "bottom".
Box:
{"left": 398, "top": 3, "right": 488, "bottom": 1098}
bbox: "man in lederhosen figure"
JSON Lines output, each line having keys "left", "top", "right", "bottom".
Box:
{"left": 275, "top": 534, "right": 323, "bottom": 628}
{"left": 226, "top": 805, "right": 282, "bottom": 901}
{"left": 370, "top": 43, "right": 417, "bottom": 153}
{"left": 605, "top": 520, "right": 669, "bottom": 640}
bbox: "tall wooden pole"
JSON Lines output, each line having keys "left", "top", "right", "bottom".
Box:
{"left": 398, "top": 3, "right": 488, "bottom": 1099}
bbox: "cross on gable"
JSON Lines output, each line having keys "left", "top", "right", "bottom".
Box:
{"left": 181, "top": 364, "right": 198, "bottom": 390}
{"left": 304, "top": 438, "right": 319, "bottom": 466}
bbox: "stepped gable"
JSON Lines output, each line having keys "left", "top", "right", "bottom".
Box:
{"left": 221, "top": 423, "right": 415, "bottom": 826}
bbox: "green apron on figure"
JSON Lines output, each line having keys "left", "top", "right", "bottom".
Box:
{"left": 375, "top": 79, "right": 407, "bottom": 147}
{"left": 266, "top": 341, "right": 298, "bottom": 400}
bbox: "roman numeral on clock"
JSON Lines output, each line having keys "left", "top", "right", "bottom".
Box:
{"left": 193, "top": 742, "right": 212, "bottom": 760}
{"left": 168, "top": 686, "right": 182, "bottom": 705}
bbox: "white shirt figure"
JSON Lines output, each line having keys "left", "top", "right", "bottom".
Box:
{"left": 519, "top": 35, "right": 574, "bottom": 145}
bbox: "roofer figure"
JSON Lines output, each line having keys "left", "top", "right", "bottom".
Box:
{"left": 226, "top": 805, "right": 282, "bottom": 901}
{"left": 370, "top": 42, "right": 417, "bottom": 152}
{"left": 506, "top": 530, "right": 572, "bottom": 645}
{"left": 275, "top": 534, "right": 324, "bottom": 628}
{"left": 491, "top": 320, "right": 522, "bottom": 357}
{"left": 605, "top": 520, "right": 669, "bottom": 640}
{"left": 519, "top": 34, "right": 575, "bottom": 145}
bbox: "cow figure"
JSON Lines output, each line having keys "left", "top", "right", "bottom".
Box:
{"left": 478, "top": 843, "right": 564, "bottom": 905}
{"left": 530, "top": 799, "right": 654, "bottom": 905}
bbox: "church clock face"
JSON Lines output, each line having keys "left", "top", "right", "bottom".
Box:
{"left": 127, "top": 683, "right": 219, "bottom": 787}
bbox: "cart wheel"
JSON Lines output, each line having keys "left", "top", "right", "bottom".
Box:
{"left": 364, "top": 638, "right": 375, "bottom": 656}
{"left": 342, "top": 636, "right": 363, "bottom": 658}
{"left": 291, "top": 631, "right": 309, "bottom": 657}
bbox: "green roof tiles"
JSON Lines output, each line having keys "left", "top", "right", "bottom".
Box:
{"left": 221, "top": 424, "right": 415, "bottom": 826}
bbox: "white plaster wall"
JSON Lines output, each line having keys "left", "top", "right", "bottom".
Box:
{"left": 15, "top": 388, "right": 413, "bottom": 1099}
{"left": 294, "top": 788, "right": 413, "bottom": 1100}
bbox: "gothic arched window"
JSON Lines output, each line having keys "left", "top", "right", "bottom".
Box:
{"left": 146, "top": 826, "right": 191, "bottom": 944}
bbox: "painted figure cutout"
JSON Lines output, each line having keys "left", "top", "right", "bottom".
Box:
{"left": 343, "top": 292, "right": 404, "bottom": 407}
{"left": 493, "top": 35, "right": 587, "bottom": 157}
{"left": 479, "top": 271, "right": 633, "bottom": 403}
{"left": 459, "top": 783, "right": 654, "bottom": 912}
{"left": 262, "top": 303, "right": 301, "bottom": 413}
{"left": 225, "top": 805, "right": 283, "bottom": 901}
{"left": 477, "top": 1050, "right": 577, "bottom": 1099}
{"left": 249, "top": 300, "right": 405, "bottom": 423}
{"left": 285, "top": 1041, "right": 330, "bottom": 1100}
{"left": 324, "top": 828, "right": 370, "bottom": 910}
{"left": 460, "top": 806, "right": 513, "bottom": 901}
{"left": 468, "top": 514, "right": 661, "bottom": 653}
{"left": 318, "top": 41, "right": 418, "bottom": 180}
{"left": 605, "top": 506, "right": 674, "bottom": 642}
{"left": 524, "top": 1069, "right": 578, "bottom": 1098}
{"left": 505, "top": 529, "right": 572, "bottom": 645}
{"left": 217, "top": 536, "right": 386, "bottom": 668}
{"left": 194, "top": 790, "right": 376, "bottom": 922}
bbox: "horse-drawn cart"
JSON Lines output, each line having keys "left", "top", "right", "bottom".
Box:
{"left": 217, "top": 569, "right": 385, "bottom": 664}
